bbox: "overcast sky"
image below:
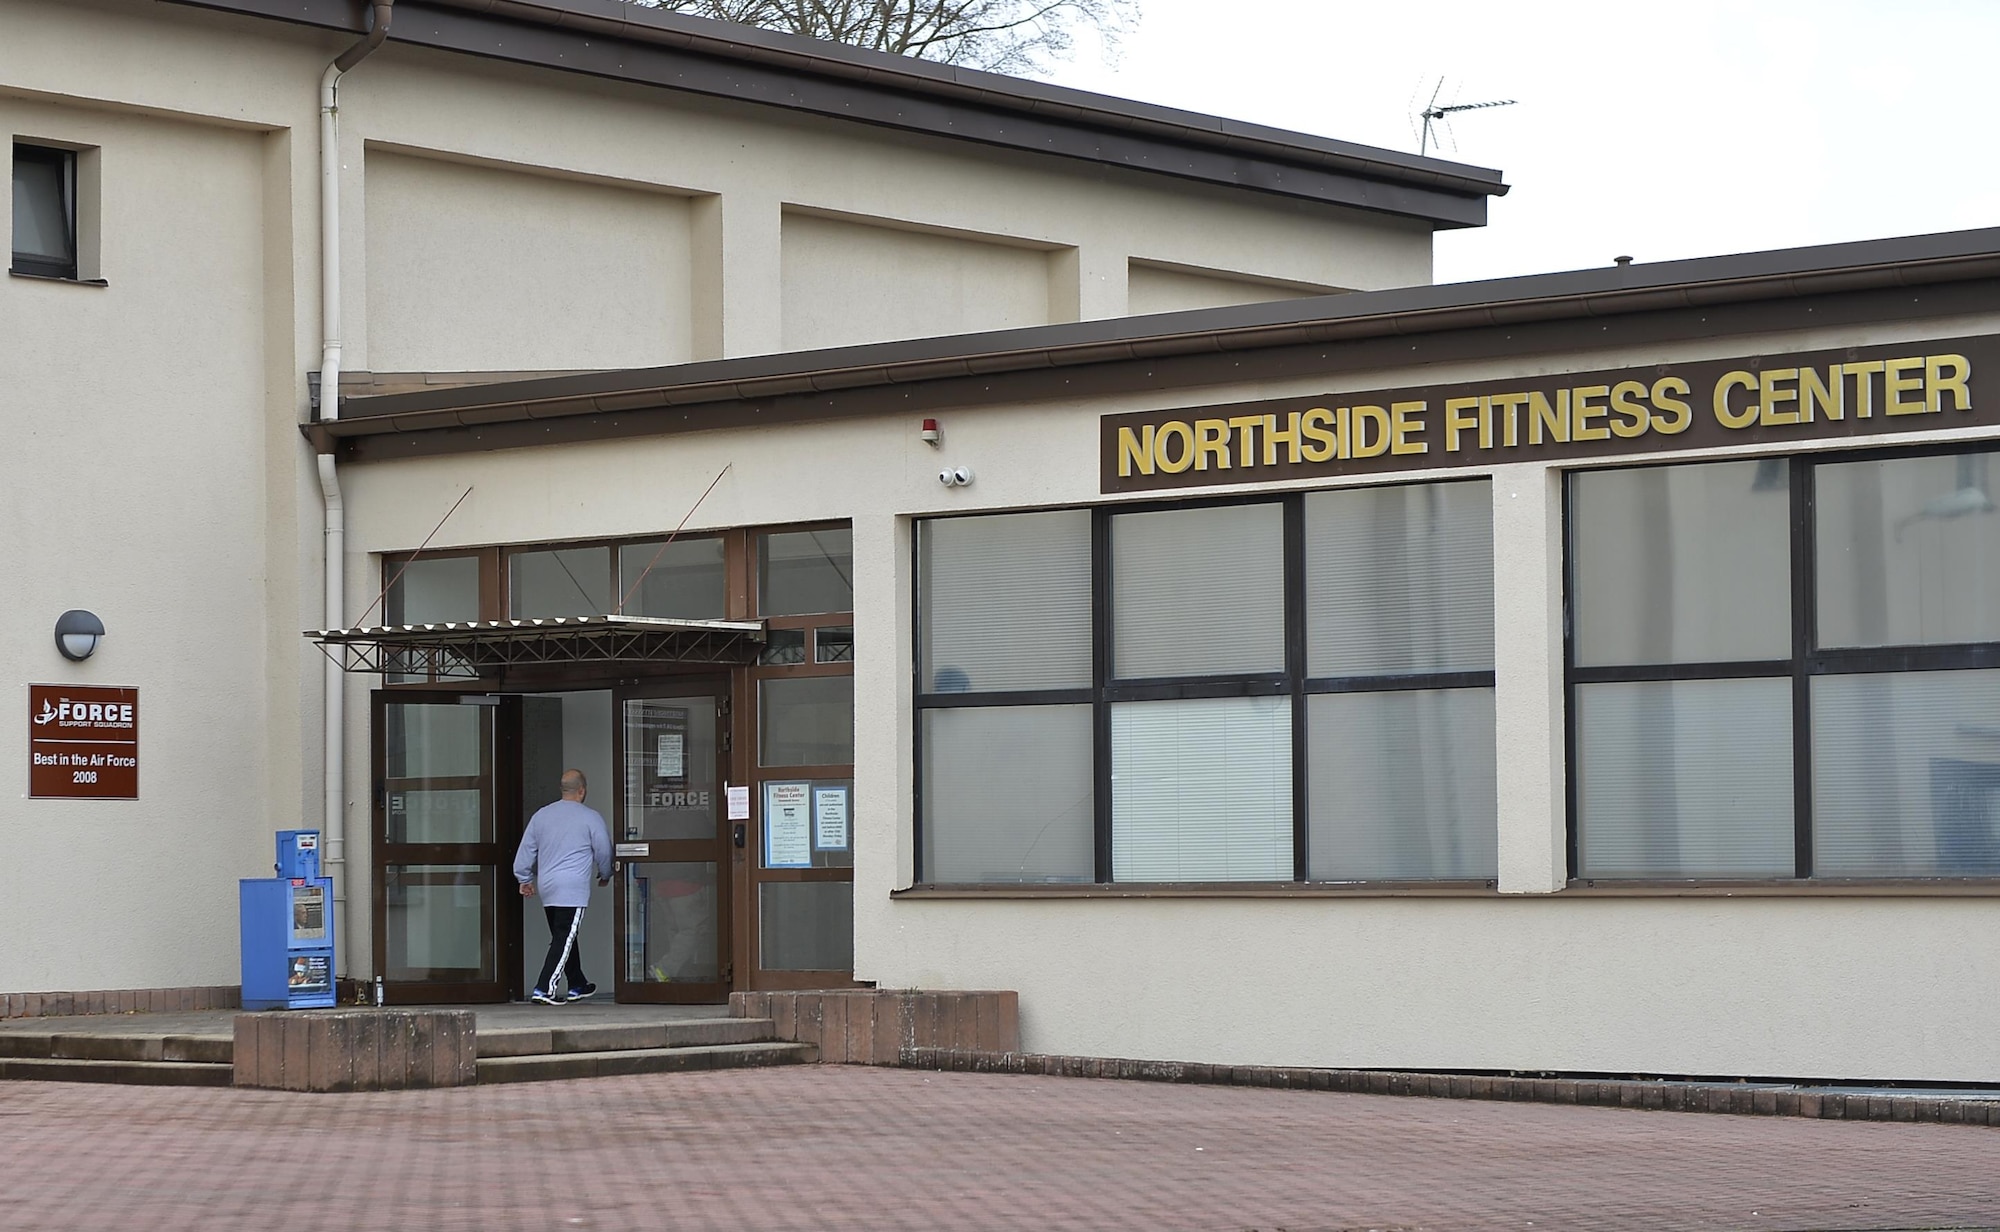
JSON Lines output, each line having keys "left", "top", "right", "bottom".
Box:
{"left": 1047, "top": 0, "right": 2000, "bottom": 286}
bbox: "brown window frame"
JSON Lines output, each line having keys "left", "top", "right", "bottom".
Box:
{"left": 743, "top": 522, "right": 859, "bottom": 987}
{"left": 1564, "top": 441, "right": 2000, "bottom": 887}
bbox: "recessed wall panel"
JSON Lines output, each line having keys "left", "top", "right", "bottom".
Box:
{"left": 781, "top": 211, "right": 1052, "bottom": 350}
{"left": 366, "top": 151, "right": 692, "bottom": 372}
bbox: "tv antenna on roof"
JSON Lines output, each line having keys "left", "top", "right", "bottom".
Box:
{"left": 1414, "top": 78, "right": 1515, "bottom": 156}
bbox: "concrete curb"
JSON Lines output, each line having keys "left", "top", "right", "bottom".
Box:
{"left": 895, "top": 1048, "right": 2000, "bottom": 1127}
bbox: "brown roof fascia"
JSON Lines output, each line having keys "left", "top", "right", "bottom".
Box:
{"left": 319, "top": 226, "right": 2000, "bottom": 460}
{"left": 162, "top": 0, "right": 1503, "bottom": 224}
{"left": 421, "top": 0, "right": 1506, "bottom": 196}
{"left": 328, "top": 274, "right": 2000, "bottom": 464}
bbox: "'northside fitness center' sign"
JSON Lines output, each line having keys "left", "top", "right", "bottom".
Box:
{"left": 1100, "top": 335, "right": 1996, "bottom": 494}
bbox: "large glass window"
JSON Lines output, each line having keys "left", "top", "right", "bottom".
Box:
{"left": 1571, "top": 460, "right": 1791, "bottom": 667}
{"left": 1307, "top": 688, "right": 1496, "bottom": 881}
{"left": 1111, "top": 696, "right": 1292, "bottom": 881}
{"left": 1815, "top": 453, "right": 2000, "bottom": 649}
{"left": 922, "top": 705, "right": 1093, "bottom": 883}
{"left": 760, "top": 528, "right": 853, "bottom": 616}
{"left": 1574, "top": 678, "right": 1794, "bottom": 878}
{"left": 914, "top": 511, "right": 1096, "bottom": 883}
{"left": 759, "top": 882, "right": 854, "bottom": 971}
{"left": 619, "top": 537, "right": 725, "bottom": 620}
{"left": 1813, "top": 669, "right": 2000, "bottom": 877}
{"left": 919, "top": 510, "right": 1091, "bottom": 692}
{"left": 760, "top": 676, "right": 855, "bottom": 767}
{"left": 915, "top": 480, "right": 1497, "bottom": 886}
{"left": 386, "top": 555, "right": 481, "bottom": 625}
{"left": 1113, "top": 503, "right": 1284, "bottom": 679}
{"left": 383, "top": 552, "right": 484, "bottom": 683}
{"left": 510, "top": 546, "right": 612, "bottom": 617}
{"left": 1569, "top": 447, "right": 2000, "bottom": 882}
{"left": 1305, "top": 482, "right": 1493, "bottom": 676}
{"left": 1303, "top": 482, "right": 1497, "bottom": 880}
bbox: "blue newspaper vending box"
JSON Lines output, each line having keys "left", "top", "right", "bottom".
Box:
{"left": 239, "top": 829, "right": 337, "bottom": 1010}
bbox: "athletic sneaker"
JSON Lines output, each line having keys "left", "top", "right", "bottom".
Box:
{"left": 566, "top": 982, "right": 598, "bottom": 1002}
{"left": 529, "top": 989, "right": 564, "bottom": 1006}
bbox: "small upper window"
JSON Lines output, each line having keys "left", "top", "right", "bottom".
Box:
{"left": 759, "top": 527, "right": 852, "bottom": 616}
{"left": 12, "top": 143, "right": 77, "bottom": 280}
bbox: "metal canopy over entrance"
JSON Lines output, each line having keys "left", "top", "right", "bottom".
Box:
{"left": 308, "top": 616, "right": 765, "bottom": 678}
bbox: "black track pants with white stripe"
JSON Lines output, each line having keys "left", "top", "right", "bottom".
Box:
{"left": 536, "top": 905, "right": 588, "bottom": 995}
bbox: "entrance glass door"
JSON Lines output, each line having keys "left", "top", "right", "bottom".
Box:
{"left": 372, "top": 692, "right": 511, "bottom": 1004}
{"left": 614, "top": 682, "right": 731, "bottom": 1002}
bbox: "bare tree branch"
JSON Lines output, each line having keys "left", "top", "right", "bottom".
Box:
{"left": 637, "top": 0, "right": 1134, "bottom": 75}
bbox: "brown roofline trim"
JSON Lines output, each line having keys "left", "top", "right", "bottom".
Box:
{"left": 419, "top": 0, "right": 1506, "bottom": 195}
{"left": 163, "top": 0, "right": 1502, "bottom": 224}
{"left": 321, "top": 228, "right": 2000, "bottom": 442}
{"left": 320, "top": 273, "right": 2000, "bottom": 464}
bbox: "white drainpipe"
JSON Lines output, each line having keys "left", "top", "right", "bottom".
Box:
{"left": 318, "top": 1, "right": 393, "bottom": 981}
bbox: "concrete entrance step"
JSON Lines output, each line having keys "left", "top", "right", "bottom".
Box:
{"left": 477, "top": 1039, "right": 816, "bottom": 1084}
{"left": 477, "top": 1016, "right": 776, "bottom": 1059}
{"left": 0, "top": 1008, "right": 808, "bottom": 1087}
{"left": 0, "top": 1032, "right": 231, "bottom": 1065}
{"left": 0, "top": 1055, "right": 232, "bottom": 1086}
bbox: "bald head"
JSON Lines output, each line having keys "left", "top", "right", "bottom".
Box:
{"left": 560, "top": 769, "right": 587, "bottom": 800}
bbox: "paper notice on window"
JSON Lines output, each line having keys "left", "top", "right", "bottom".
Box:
{"left": 764, "top": 782, "right": 812, "bottom": 868}
{"left": 656, "top": 733, "right": 685, "bottom": 780}
{"left": 725, "top": 784, "right": 750, "bottom": 821}
{"left": 814, "top": 787, "right": 849, "bottom": 850}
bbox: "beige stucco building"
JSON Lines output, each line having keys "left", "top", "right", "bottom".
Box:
{"left": 6, "top": 0, "right": 1998, "bottom": 1086}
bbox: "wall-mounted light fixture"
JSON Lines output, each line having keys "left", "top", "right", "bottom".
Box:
{"left": 55, "top": 610, "right": 105, "bottom": 661}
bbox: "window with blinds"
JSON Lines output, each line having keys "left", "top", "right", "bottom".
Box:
{"left": 915, "top": 479, "right": 1499, "bottom": 886}
{"left": 919, "top": 509, "right": 1091, "bottom": 693}
{"left": 1567, "top": 447, "right": 2000, "bottom": 882}
{"left": 1306, "top": 688, "right": 1496, "bottom": 881}
{"left": 1112, "top": 504, "right": 1284, "bottom": 679}
{"left": 915, "top": 511, "right": 1095, "bottom": 884}
{"left": 1111, "top": 696, "right": 1292, "bottom": 881}
{"left": 922, "top": 705, "right": 1094, "bottom": 883}
{"left": 1302, "top": 481, "right": 1497, "bottom": 880}
{"left": 1304, "top": 482, "right": 1493, "bottom": 678}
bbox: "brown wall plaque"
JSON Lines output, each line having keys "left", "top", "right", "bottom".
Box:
{"left": 29, "top": 685, "right": 139, "bottom": 799}
{"left": 1101, "top": 333, "right": 2000, "bottom": 494}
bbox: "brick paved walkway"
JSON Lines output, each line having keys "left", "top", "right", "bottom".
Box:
{"left": 3, "top": 1066, "right": 1996, "bottom": 1231}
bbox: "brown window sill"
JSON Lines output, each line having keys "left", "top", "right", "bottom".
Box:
{"left": 893, "top": 881, "right": 1501, "bottom": 899}
{"left": 891, "top": 878, "right": 2000, "bottom": 899}
{"left": 1561, "top": 878, "right": 2000, "bottom": 897}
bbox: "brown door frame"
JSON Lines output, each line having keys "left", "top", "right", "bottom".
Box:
{"left": 739, "top": 618, "right": 864, "bottom": 993}
{"left": 610, "top": 675, "right": 734, "bottom": 1003}
{"left": 370, "top": 689, "right": 524, "bottom": 1005}
{"left": 368, "top": 516, "right": 868, "bottom": 1003}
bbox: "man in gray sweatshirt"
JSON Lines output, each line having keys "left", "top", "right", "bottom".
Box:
{"left": 514, "top": 768, "right": 613, "bottom": 1005}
